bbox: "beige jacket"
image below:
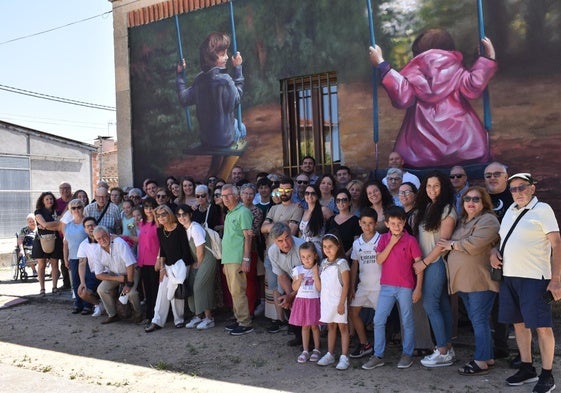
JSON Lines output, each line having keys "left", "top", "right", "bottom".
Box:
{"left": 446, "top": 212, "right": 500, "bottom": 294}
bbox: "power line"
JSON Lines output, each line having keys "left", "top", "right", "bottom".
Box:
{"left": 0, "top": 83, "right": 116, "bottom": 111}
{"left": 0, "top": 1, "right": 141, "bottom": 46}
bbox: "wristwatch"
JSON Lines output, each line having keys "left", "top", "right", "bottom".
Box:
{"left": 450, "top": 241, "right": 455, "bottom": 250}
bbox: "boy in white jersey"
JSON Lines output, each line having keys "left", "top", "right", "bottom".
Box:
{"left": 349, "top": 208, "right": 382, "bottom": 358}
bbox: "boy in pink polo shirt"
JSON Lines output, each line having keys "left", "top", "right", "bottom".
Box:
{"left": 362, "top": 206, "right": 423, "bottom": 370}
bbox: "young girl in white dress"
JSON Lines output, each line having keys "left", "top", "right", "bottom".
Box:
{"left": 289, "top": 241, "right": 322, "bottom": 364}
{"left": 317, "top": 234, "right": 351, "bottom": 370}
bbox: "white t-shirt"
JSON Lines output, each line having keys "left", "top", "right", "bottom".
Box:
{"left": 77, "top": 237, "right": 99, "bottom": 271}
{"left": 351, "top": 233, "right": 382, "bottom": 289}
{"left": 291, "top": 265, "right": 320, "bottom": 299}
{"left": 186, "top": 221, "right": 206, "bottom": 247}
{"left": 501, "top": 197, "right": 559, "bottom": 279}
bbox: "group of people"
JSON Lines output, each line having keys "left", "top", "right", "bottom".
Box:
{"left": 23, "top": 153, "right": 560, "bottom": 392}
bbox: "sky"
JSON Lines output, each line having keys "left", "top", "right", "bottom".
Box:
{"left": 0, "top": 0, "right": 117, "bottom": 145}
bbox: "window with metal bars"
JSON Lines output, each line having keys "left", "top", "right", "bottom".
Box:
{"left": 280, "top": 72, "right": 340, "bottom": 177}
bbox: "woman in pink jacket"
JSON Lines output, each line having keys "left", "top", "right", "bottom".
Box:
{"left": 369, "top": 29, "right": 497, "bottom": 168}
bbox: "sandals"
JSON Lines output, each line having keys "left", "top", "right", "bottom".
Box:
{"left": 297, "top": 351, "right": 310, "bottom": 363}
{"left": 458, "top": 360, "right": 489, "bottom": 376}
{"left": 309, "top": 349, "right": 321, "bottom": 362}
{"left": 39, "top": 289, "right": 46, "bottom": 297}
{"left": 52, "top": 287, "right": 60, "bottom": 295}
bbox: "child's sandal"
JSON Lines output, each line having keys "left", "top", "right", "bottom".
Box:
{"left": 297, "top": 351, "right": 310, "bottom": 363}
{"left": 309, "top": 349, "right": 321, "bottom": 362}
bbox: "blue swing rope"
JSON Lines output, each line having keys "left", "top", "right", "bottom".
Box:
{"left": 174, "top": 14, "right": 193, "bottom": 131}
{"left": 366, "top": 0, "right": 379, "bottom": 168}
{"left": 229, "top": 1, "right": 246, "bottom": 140}
{"left": 477, "top": 0, "right": 492, "bottom": 131}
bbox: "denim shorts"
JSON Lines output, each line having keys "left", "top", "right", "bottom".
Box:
{"left": 498, "top": 276, "right": 552, "bottom": 328}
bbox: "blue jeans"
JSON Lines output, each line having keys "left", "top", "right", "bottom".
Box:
{"left": 70, "top": 259, "right": 97, "bottom": 310}
{"left": 422, "top": 258, "right": 452, "bottom": 348}
{"left": 458, "top": 291, "right": 496, "bottom": 361}
{"left": 374, "top": 285, "right": 415, "bottom": 357}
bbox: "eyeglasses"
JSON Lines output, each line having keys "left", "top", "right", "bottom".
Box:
{"left": 335, "top": 197, "right": 349, "bottom": 204}
{"left": 221, "top": 193, "right": 234, "bottom": 198}
{"left": 71, "top": 206, "right": 83, "bottom": 210}
{"left": 450, "top": 174, "right": 465, "bottom": 179}
{"left": 176, "top": 212, "right": 189, "bottom": 217}
{"left": 304, "top": 191, "right": 317, "bottom": 196}
{"left": 398, "top": 190, "right": 414, "bottom": 196}
{"left": 463, "top": 196, "right": 481, "bottom": 203}
{"left": 296, "top": 180, "right": 309, "bottom": 185}
{"left": 196, "top": 194, "right": 207, "bottom": 198}
{"left": 387, "top": 177, "right": 401, "bottom": 182}
{"left": 509, "top": 184, "right": 530, "bottom": 193}
{"left": 156, "top": 194, "right": 167, "bottom": 199}
{"left": 278, "top": 188, "right": 292, "bottom": 193}
{"left": 155, "top": 213, "right": 168, "bottom": 218}
{"left": 214, "top": 193, "right": 221, "bottom": 197}
{"left": 484, "top": 171, "right": 506, "bottom": 179}
{"left": 208, "top": 178, "right": 217, "bottom": 183}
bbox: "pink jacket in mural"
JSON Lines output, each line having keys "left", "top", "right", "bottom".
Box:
{"left": 381, "top": 49, "right": 497, "bottom": 168}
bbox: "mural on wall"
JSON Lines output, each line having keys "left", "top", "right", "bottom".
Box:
{"left": 128, "top": 0, "right": 561, "bottom": 208}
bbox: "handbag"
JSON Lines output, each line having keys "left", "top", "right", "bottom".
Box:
{"left": 174, "top": 283, "right": 187, "bottom": 299}
{"left": 39, "top": 233, "right": 56, "bottom": 254}
{"left": 491, "top": 209, "right": 529, "bottom": 281}
{"left": 203, "top": 207, "right": 222, "bottom": 259}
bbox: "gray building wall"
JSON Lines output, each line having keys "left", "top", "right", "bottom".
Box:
{"left": 0, "top": 121, "right": 95, "bottom": 238}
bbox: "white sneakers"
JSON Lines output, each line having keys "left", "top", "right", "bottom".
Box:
{"left": 317, "top": 352, "right": 350, "bottom": 370}
{"left": 185, "top": 316, "right": 202, "bottom": 329}
{"left": 421, "top": 348, "right": 455, "bottom": 368}
{"left": 317, "top": 352, "right": 335, "bottom": 366}
{"left": 196, "top": 318, "right": 215, "bottom": 330}
{"left": 92, "top": 303, "right": 105, "bottom": 317}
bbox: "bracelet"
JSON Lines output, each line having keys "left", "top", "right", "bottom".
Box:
{"left": 242, "top": 257, "right": 250, "bottom": 262}
{"left": 126, "top": 281, "right": 134, "bottom": 287}
{"left": 422, "top": 260, "right": 428, "bottom": 267}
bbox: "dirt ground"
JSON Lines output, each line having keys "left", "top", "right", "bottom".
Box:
{"left": 1, "top": 269, "right": 561, "bottom": 393}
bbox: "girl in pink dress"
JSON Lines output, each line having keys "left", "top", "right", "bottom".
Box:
{"left": 289, "top": 242, "right": 322, "bottom": 364}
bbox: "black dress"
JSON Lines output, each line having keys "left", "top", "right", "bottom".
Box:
{"left": 31, "top": 208, "right": 63, "bottom": 259}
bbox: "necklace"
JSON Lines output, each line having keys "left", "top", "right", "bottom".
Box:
{"left": 163, "top": 224, "right": 175, "bottom": 238}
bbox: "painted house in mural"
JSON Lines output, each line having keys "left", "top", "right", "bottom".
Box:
{"left": 112, "top": 0, "right": 561, "bottom": 210}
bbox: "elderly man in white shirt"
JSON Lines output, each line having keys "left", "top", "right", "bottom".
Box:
{"left": 92, "top": 226, "right": 141, "bottom": 324}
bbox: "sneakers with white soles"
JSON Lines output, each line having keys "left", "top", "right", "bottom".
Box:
{"left": 196, "top": 318, "right": 215, "bottom": 330}
{"left": 397, "top": 354, "right": 413, "bottom": 369}
{"left": 362, "top": 356, "right": 384, "bottom": 370}
{"left": 185, "top": 316, "right": 202, "bottom": 329}
{"left": 92, "top": 303, "right": 104, "bottom": 317}
{"left": 421, "top": 348, "right": 454, "bottom": 368}
{"left": 317, "top": 352, "right": 335, "bottom": 366}
{"left": 336, "top": 355, "right": 350, "bottom": 370}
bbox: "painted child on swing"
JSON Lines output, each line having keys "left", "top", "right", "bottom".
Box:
{"left": 369, "top": 28, "right": 497, "bottom": 169}
{"left": 176, "top": 32, "right": 246, "bottom": 176}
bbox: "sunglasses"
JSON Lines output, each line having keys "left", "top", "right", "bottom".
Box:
{"left": 176, "top": 212, "right": 189, "bottom": 217}
{"left": 398, "top": 190, "right": 414, "bottom": 196}
{"left": 335, "top": 197, "right": 349, "bottom": 204}
{"left": 509, "top": 184, "right": 530, "bottom": 193}
{"left": 296, "top": 180, "right": 309, "bottom": 185}
{"left": 156, "top": 194, "right": 167, "bottom": 199}
{"left": 450, "top": 174, "right": 465, "bottom": 179}
{"left": 70, "top": 206, "right": 83, "bottom": 210}
{"left": 304, "top": 191, "right": 317, "bottom": 196}
{"left": 278, "top": 188, "right": 292, "bottom": 193}
{"left": 196, "top": 194, "right": 207, "bottom": 198}
{"left": 155, "top": 213, "right": 168, "bottom": 218}
{"left": 484, "top": 172, "right": 505, "bottom": 179}
{"left": 214, "top": 194, "right": 221, "bottom": 197}
{"left": 463, "top": 196, "right": 481, "bottom": 203}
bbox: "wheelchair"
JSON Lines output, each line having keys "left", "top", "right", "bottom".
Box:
{"left": 11, "top": 232, "right": 38, "bottom": 281}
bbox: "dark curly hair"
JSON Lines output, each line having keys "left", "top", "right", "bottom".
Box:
{"left": 412, "top": 171, "right": 455, "bottom": 234}
{"left": 359, "top": 180, "right": 393, "bottom": 210}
